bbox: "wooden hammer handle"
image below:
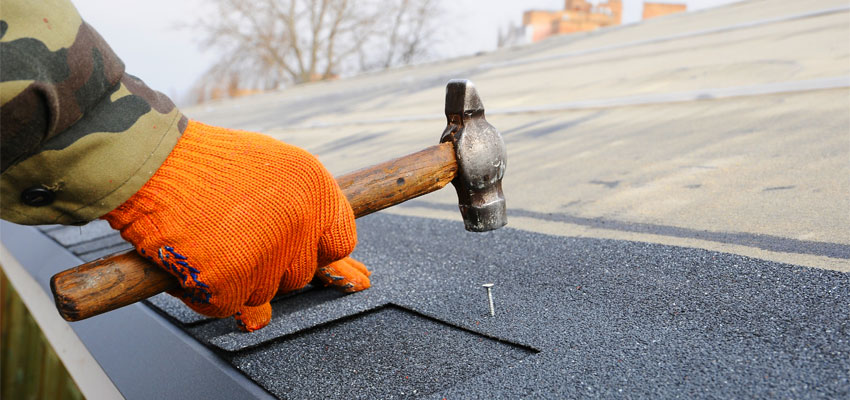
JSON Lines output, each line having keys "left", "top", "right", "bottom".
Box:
{"left": 50, "top": 142, "right": 457, "bottom": 321}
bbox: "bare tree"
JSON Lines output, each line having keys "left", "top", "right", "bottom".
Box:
{"left": 189, "top": 0, "right": 441, "bottom": 102}
{"left": 371, "top": 0, "right": 440, "bottom": 69}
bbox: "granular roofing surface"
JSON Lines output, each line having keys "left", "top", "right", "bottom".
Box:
{"left": 142, "top": 213, "right": 849, "bottom": 399}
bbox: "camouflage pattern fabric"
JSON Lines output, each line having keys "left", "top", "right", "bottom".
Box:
{"left": 0, "top": 0, "right": 186, "bottom": 225}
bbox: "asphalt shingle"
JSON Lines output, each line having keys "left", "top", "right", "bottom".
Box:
{"left": 146, "top": 213, "right": 850, "bottom": 399}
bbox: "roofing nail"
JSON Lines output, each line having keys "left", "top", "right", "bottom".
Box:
{"left": 482, "top": 283, "right": 495, "bottom": 317}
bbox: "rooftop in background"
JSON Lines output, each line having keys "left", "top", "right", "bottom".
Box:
{"left": 186, "top": 0, "right": 849, "bottom": 272}
{"left": 519, "top": 0, "right": 687, "bottom": 44}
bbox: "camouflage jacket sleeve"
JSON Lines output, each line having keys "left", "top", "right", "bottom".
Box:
{"left": 0, "top": 0, "right": 186, "bottom": 225}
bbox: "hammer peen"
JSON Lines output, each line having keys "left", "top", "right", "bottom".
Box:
{"left": 50, "top": 79, "right": 507, "bottom": 321}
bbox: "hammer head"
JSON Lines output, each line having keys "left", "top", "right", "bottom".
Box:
{"left": 441, "top": 79, "right": 507, "bottom": 232}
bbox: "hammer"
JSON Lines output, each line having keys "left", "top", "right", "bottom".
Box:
{"left": 50, "top": 79, "right": 507, "bottom": 321}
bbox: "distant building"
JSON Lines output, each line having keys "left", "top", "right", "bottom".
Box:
{"left": 643, "top": 2, "right": 688, "bottom": 19}
{"left": 522, "top": 0, "right": 686, "bottom": 43}
{"left": 524, "top": 0, "right": 622, "bottom": 42}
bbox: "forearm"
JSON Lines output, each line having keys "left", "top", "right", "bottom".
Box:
{"left": 0, "top": 0, "right": 186, "bottom": 225}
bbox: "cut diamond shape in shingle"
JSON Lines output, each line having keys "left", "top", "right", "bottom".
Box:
{"left": 232, "top": 305, "right": 537, "bottom": 399}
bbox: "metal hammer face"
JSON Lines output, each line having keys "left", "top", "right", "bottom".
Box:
{"left": 441, "top": 79, "right": 507, "bottom": 232}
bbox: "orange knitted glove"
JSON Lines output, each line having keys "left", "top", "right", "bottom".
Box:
{"left": 102, "top": 120, "right": 370, "bottom": 332}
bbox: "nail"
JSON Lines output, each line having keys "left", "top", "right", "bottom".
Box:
{"left": 482, "top": 283, "right": 495, "bottom": 317}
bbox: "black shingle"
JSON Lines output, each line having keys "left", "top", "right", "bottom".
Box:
{"left": 141, "top": 213, "right": 850, "bottom": 399}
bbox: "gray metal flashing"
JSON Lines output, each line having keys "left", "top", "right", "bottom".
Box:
{"left": 0, "top": 221, "right": 274, "bottom": 400}
{"left": 0, "top": 243, "right": 124, "bottom": 399}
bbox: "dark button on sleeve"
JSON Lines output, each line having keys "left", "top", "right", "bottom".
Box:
{"left": 21, "top": 186, "right": 56, "bottom": 207}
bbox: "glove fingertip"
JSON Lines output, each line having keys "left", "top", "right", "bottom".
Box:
{"left": 234, "top": 303, "right": 272, "bottom": 332}
{"left": 315, "top": 262, "right": 371, "bottom": 293}
{"left": 345, "top": 257, "right": 372, "bottom": 277}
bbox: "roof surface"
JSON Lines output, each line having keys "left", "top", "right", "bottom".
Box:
{"left": 2, "top": 0, "right": 849, "bottom": 398}
{"left": 186, "top": 0, "right": 850, "bottom": 272}
{"left": 20, "top": 213, "right": 850, "bottom": 399}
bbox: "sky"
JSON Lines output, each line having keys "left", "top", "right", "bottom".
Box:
{"left": 74, "top": 0, "right": 742, "bottom": 105}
